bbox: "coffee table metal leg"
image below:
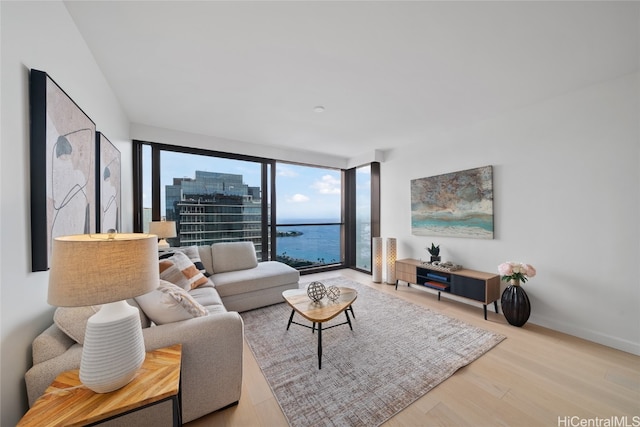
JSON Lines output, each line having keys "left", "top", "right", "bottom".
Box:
{"left": 344, "top": 310, "right": 353, "bottom": 331}
{"left": 286, "top": 309, "right": 295, "bottom": 330}
{"left": 349, "top": 305, "right": 355, "bottom": 318}
{"left": 317, "top": 323, "right": 322, "bottom": 370}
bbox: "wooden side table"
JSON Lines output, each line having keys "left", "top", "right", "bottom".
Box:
{"left": 18, "top": 344, "right": 182, "bottom": 427}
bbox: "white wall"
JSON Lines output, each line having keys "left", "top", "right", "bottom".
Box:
{"left": 0, "top": 2, "right": 131, "bottom": 425}
{"left": 381, "top": 72, "right": 640, "bottom": 355}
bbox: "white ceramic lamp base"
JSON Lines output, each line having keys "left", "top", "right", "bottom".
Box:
{"left": 80, "top": 300, "right": 146, "bottom": 393}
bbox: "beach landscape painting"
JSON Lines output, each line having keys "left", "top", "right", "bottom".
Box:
{"left": 411, "top": 166, "right": 493, "bottom": 239}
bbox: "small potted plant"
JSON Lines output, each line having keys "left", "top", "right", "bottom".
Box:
{"left": 427, "top": 243, "right": 440, "bottom": 263}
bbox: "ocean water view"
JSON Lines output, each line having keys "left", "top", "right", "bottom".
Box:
{"left": 276, "top": 220, "right": 341, "bottom": 265}
{"left": 275, "top": 218, "right": 372, "bottom": 269}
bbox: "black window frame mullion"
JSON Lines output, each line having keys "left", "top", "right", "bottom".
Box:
{"left": 371, "top": 161, "right": 381, "bottom": 240}
{"left": 343, "top": 168, "right": 356, "bottom": 268}
{"left": 151, "top": 146, "right": 161, "bottom": 221}
{"left": 132, "top": 141, "right": 143, "bottom": 232}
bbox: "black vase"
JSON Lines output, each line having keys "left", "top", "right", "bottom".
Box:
{"left": 501, "top": 280, "right": 531, "bottom": 327}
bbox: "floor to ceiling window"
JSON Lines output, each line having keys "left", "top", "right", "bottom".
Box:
{"left": 344, "top": 162, "right": 379, "bottom": 273}
{"left": 134, "top": 140, "right": 379, "bottom": 273}
{"left": 355, "top": 164, "right": 372, "bottom": 271}
{"left": 275, "top": 162, "right": 343, "bottom": 269}
{"left": 135, "top": 142, "right": 272, "bottom": 260}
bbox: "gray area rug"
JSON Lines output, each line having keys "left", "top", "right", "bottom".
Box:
{"left": 241, "top": 277, "right": 505, "bottom": 427}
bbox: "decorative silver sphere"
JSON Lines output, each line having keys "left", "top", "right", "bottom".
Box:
{"left": 326, "top": 286, "right": 340, "bottom": 302}
{"left": 307, "top": 281, "right": 326, "bottom": 302}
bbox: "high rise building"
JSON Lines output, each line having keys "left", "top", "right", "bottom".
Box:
{"left": 165, "top": 171, "right": 264, "bottom": 256}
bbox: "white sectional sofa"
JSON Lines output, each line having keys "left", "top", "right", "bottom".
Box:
{"left": 24, "top": 241, "right": 299, "bottom": 426}
{"left": 200, "top": 241, "right": 301, "bottom": 312}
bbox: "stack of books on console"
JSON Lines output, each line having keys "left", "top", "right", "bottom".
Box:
{"left": 426, "top": 272, "right": 449, "bottom": 282}
{"left": 423, "top": 281, "right": 449, "bottom": 291}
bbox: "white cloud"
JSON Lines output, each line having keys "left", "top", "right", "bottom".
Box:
{"left": 288, "top": 193, "right": 310, "bottom": 203}
{"left": 277, "top": 166, "right": 298, "bottom": 177}
{"left": 312, "top": 175, "right": 341, "bottom": 195}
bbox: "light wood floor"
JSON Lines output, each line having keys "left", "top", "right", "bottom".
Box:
{"left": 186, "top": 269, "right": 640, "bottom": 427}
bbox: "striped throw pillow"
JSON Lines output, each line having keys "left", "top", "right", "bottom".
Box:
{"left": 159, "top": 251, "right": 210, "bottom": 290}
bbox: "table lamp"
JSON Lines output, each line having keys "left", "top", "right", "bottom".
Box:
{"left": 148, "top": 220, "right": 177, "bottom": 250}
{"left": 48, "top": 233, "right": 159, "bottom": 393}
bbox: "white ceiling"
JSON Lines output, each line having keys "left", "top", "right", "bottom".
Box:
{"left": 64, "top": 1, "right": 639, "bottom": 160}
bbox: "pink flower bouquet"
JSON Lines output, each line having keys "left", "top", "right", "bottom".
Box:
{"left": 498, "top": 261, "right": 536, "bottom": 283}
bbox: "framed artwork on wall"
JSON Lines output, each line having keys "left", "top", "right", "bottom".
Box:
{"left": 411, "top": 165, "right": 494, "bottom": 239}
{"left": 30, "top": 69, "right": 96, "bottom": 271}
{"left": 97, "top": 132, "right": 121, "bottom": 233}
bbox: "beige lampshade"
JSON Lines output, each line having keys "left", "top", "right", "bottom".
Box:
{"left": 148, "top": 221, "right": 177, "bottom": 239}
{"left": 48, "top": 233, "right": 159, "bottom": 307}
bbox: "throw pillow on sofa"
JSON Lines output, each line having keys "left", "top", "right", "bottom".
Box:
{"left": 53, "top": 301, "right": 151, "bottom": 345}
{"left": 135, "top": 280, "right": 208, "bottom": 325}
{"left": 159, "top": 251, "right": 210, "bottom": 290}
{"left": 159, "top": 246, "right": 209, "bottom": 277}
{"left": 53, "top": 306, "right": 100, "bottom": 344}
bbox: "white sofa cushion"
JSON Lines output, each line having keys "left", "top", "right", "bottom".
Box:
{"left": 212, "top": 261, "right": 299, "bottom": 297}
{"left": 188, "top": 284, "right": 227, "bottom": 313}
{"left": 189, "top": 284, "right": 224, "bottom": 307}
{"left": 135, "top": 280, "right": 209, "bottom": 325}
{"left": 211, "top": 242, "right": 258, "bottom": 273}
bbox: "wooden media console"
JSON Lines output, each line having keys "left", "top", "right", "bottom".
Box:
{"left": 395, "top": 258, "right": 500, "bottom": 320}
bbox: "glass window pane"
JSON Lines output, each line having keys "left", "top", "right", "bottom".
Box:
{"left": 275, "top": 163, "right": 342, "bottom": 268}
{"left": 276, "top": 224, "right": 341, "bottom": 267}
{"left": 158, "top": 151, "right": 264, "bottom": 256}
{"left": 355, "top": 165, "right": 372, "bottom": 271}
{"left": 136, "top": 141, "right": 353, "bottom": 269}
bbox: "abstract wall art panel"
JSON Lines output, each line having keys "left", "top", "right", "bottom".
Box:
{"left": 97, "top": 132, "right": 121, "bottom": 233}
{"left": 411, "top": 165, "right": 494, "bottom": 239}
{"left": 30, "top": 69, "right": 96, "bottom": 271}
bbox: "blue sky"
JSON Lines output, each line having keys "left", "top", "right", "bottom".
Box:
{"left": 275, "top": 163, "right": 341, "bottom": 221}
{"left": 144, "top": 148, "right": 351, "bottom": 221}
